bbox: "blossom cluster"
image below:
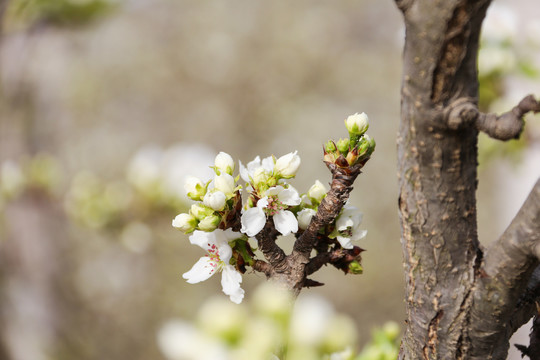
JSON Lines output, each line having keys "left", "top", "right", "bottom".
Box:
{"left": 173, "top": 113, "right": 374, "bottom": 303}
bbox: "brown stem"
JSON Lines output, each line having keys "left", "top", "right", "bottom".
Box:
{"left": 446, "top": 95, "right": 540, "bottom": 140}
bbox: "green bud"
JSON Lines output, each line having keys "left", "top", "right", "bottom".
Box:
{"left": 190, "top": 203, "right": 214, "bottom": 220}
{"left": 348, "top": 261, "right": 363, "bottom": 274}
{"left": 324, "top": 140, "right": 337, "bottom": 153}
{"left": 198, "top": 214, "right": 221, "bottom": 231}
{"left": 336, "top": 138, "right": 350, "bottom": 154}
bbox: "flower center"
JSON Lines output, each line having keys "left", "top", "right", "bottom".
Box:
{"left": 339, "top": 227, "right": 353, "bottom": 237}
{"left": 205, "top": 243, "right": 223, "bottom": 273}
{"left": 264, "top": 196, "right": 285, "bottom": 216}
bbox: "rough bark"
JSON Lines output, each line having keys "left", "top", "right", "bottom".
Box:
{"left": 396, "top": 0, "right": 540, "bottom": 359}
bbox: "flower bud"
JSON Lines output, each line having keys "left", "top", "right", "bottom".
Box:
{"left": 297, "top": 208, "right": 317, "bottom": 230}
{"left": 214, "top": 173, "right": 235, "bottom": 195}
{"left": 203, "top": 191, "right": 227, "bottom": 211}
{"left": 214, "top": 152, "right": 235, "bottom": 175}
{"left": 348, "top": 260, "right": 363, "bottom": 274}
{"left": 275, "top": 151, "right": 301, "bottom": 178}
{"left": 307, "top": 180, "right": 327, "bottom": 203}
{"left": 184, "top": 176, "right": 206, "bottom": 201}
{"left": 336, "top": 138, "right": 350, "bottom": 154}
{"left": 190, "top": 203, "right": 215, "bottom": 220}
{"left": 324, "top": 140, "right": 337, "bottom": 153}
{"left": 345, "top": 112, "right": 369, "bottom": 136}
{"left": 172, "top": 213, "right": 198, "bottom": 233}
{"left": 198, "top": 214, "right": 221, "bottom": 231}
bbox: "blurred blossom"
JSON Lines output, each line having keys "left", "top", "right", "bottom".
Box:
{"left": 157, "top": 320, "right": 229, "bottom": 360}
{"left": 290, "top": 294, "right": 335, "bottom": 346}
{"left": 252, "top": 282, "right": 294, "bottom": 322}
{"left": 120, "top": 221, "right": 153, "bottom": 253}
{"left": 197, "top": 296, "right": 248, "bottom": 342}
{"left": 525, "top": 20, "right": 540, "bottom": 47}
{"left": 478, "top": 46, "right": 517, "bottom": 76}
{"left": 127, "top": 143, "right": 215, "bottom": 202}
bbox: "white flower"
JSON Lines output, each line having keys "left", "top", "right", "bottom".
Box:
{"left": 297, "top": 208, "right": 316, "bottom": 230}
{"left": 213, "top": 173, "right": 236, "bottom": 196}
{"left": 345, "top": 112, "right": 369, "bottom": 135}
{"left": 215, "top": 152, "right": 235, "bottom": 175}
{"left": 183, "top": 230, "right": 245, "bottom": 304}
{"left": 332, "top": 205, "right": 367, "bottom": 249}
{"left": 198, "top": 214, "right": 221, "bottom": 232}
{"left": 241, "top": 185, "right": 301, "bottom": 237}
{"left": 239, "top": 155, "right": 274, "bottom": 183}
{"left": 275, "top": 151, "right": 301, "bottom": 178}
{"left": 172, "top": 213, "right": 198, "bottom": 233}
{"left": 203, "top": 191, "right": 227, "bottom": 211}
{"left": 307, "top": 180, "right": 328, "bottom": 203}
{"left": 184, "top": 176, "right": 206, "bottom": 200}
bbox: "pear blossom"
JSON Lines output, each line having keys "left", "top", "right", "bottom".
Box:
{"left": 190, "top": 203, "right": 214, "bottom": 220}
{"left": 214, "top": 173, "right": 236, "bottom": 196}
{"left": 184, "top": 176, "right": 206, "bottom": 201}
{"left": 183, "top": 230, "right": 245, "bottom": 304}
{"left": 241, "top": 185, "right": 301, "bottom": 237}
{"left": 331, "top": 205, "right": 367, "bottom": 249}
{"left": 214, "top": 152, "right": 235, "bottom": 175}
{"left": 307, "top": 180, "right": 328, "bottom": 203}
{"left": 203, "top": 191, "right": 227, "bottom": 211}
{"left": 275, "top": 151, "right": 301, "bottom": 178}
{"left": 172, "top": 213, "right": 198, "bottom": 233}
{"left": 297, "top": 208, "right": 317, "bottom": 230}
{"left": 239, "top": 155, "right": 274, "bottom": 183}
{"left": 198, "top": 214, "right": 221, "bottom": 232}
{"left": 345, "top": 112, "right": 369, "bottom": 136}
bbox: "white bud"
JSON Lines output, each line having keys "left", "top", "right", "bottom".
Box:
{"left": 214, "top": 173, "right": 236, "bottom": 195}
{"left": 345, "top": 112, "right": 369, "bottom": 135}
{"left": 190, "top": 203, "right": 214, "bottom": 220}
{"left": 307, "top": 180, "right": 328, "bottom": 203}
{"left": 297, "top": 208, "right": 317, "bottom": 230}
{"left": 184, "top": 176, "right": 206, "bottom": 200}
{"left": 198, "top": 214, "right": 221, "bottom": 231}
{"left": 172, "top": 213, "right": 198, "bottom": 233}
{"left": 203, "top": 191, "right": 227, "bottom": 211}
{"left": 214, "top": 152, "right": 235, "bottom": 175}
{"left": 275, "top": 151, "right": 301, "bottom": 178}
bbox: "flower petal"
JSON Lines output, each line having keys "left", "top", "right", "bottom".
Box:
{"left": 239, "top": 160, "right": 250, "bottom": 182}
{"left": 261, "top": 156, "right": 274, "bottom": 172}
{"left": 241, "top": 206, "right": 266, "bottom": 237}
{"left": 351, "top": 229, "right": 367, "bottom": 242}
{"left": 221, "top": 265, "right": 245, "bottom": 304}
{"left": 278, "top": 186, "right": 301, "bottom": 206}
{"left": 336, "top": 236, "right": 354, "bottom": 250}
{"left": 189, "top": 230, "right": 217, "bottom": 251}
{"left": 182, "top": 257, "right": 217, "bottom": 284}
{"left": 273, "top": 210, "right": 298, "bottom": 236}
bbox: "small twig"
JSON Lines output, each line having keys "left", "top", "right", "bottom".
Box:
{"left": 293, "top": 163, "right": 362, "bottom": 257}
{"left": 256, "top": 218, "right": 286, "bottom": 267}
{"left": 446, "top": 95, "right": 540, "bottom": 140}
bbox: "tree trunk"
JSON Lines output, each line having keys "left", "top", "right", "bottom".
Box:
{"left": 396, "top": 1, "right": 540, "bottom": 359}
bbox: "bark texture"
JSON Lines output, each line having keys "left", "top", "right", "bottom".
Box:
{"left": 396, "top": 0, "right": 540, "bottom": 359}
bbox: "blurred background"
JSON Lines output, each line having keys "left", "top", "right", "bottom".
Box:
{"left": 0, "top": 0, "right": 539, "bottom": 359}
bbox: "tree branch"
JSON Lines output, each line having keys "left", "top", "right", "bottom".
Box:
{"left": 469, "top": 178, "right": 540, "bottom": 357}
{"left": 446, "top": 95, "right": 540, "bottom": 140}
{"left": 292, "top": 162, "right": 361, "bottom": 257}
{"left": 255, "top": 218, "right": 286, "bottom": 268}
